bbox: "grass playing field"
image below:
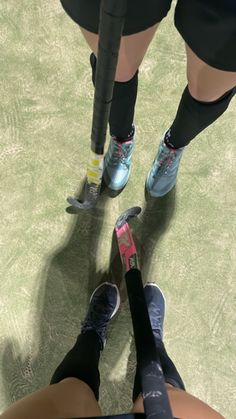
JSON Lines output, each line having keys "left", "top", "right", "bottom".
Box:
{"left": 0, "top": 1, "right": 235, "bottom": 417}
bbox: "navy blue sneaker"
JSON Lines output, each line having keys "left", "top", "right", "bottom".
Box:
{"left": 144, "top": 283, "right": 166, "bottom": 340}
{"left": 81, "top": 282, "right": 120, "bottom": 349}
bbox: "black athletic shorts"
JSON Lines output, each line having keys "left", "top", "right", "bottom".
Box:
{"left": 60, "top": 0, "right": 236, "bottom": 71}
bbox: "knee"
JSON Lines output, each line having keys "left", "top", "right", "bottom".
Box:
{"left": 115, "top": 70, "right": 138, "bottom": 83}
{"left": 90, "top": 52, "right": 138, "bottom": 84}
{"left": 115, "top": 62, "right": 139, "bottom": 82}
{"left": 55, "top": 378, "right": 102, "bottom": 416}
{"left": 188, "top": 80, "right": 236, "bottom": 102}
{"left": 188, "top": 83, "right": 220, "bottom": 102}
{"left": 187, "top": 82, "right": 236, "bottom": 105}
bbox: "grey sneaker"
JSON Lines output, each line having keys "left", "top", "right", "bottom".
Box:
{"left": 144, "top": 283, "right": 166, "bottom": 340}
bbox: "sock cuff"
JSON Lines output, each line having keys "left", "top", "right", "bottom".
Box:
{"left": 111, "top": 125, "right": 135, "bottom": 142}
{"left": 185, "top": 84, "right": 236, "bottom": 106}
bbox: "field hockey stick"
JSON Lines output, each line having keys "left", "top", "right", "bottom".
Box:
{"left": 67, "top": 0, "right": 127, "bottom": 210}
{"left": 115, "top": 208, "right": 174, "bottom": 419}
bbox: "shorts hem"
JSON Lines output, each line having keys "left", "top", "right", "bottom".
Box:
{"left": 60, "top": 0, "right": 171, "bottom": 36}
{"left": 174, "top": 9, "right": 236, "bottom": 72}
{"left": 176, "top": 25, "right": 236, "bottom": 71}
{"left": 71, "top": 19, "right": 163, "bottom": 36}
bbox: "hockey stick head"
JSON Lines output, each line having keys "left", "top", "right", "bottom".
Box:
{"left": 67, "top": 153, "right": 103, "bottom": 210}
{"left": 67, "top": 182, "right": 101, "bottom": 210}
{"left": 115, "top": 206, "right": 141, "bottom": 230}
{"left": 115, "top": 207, "right": 141, "bottom": 272}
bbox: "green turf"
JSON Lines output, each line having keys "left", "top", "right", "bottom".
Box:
{"left": 0, "top": 1, "right": 235, "bottom": 417}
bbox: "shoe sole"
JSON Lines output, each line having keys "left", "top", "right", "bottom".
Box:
{"left": 89, "top": 282, "right": 121, "bottom": 318}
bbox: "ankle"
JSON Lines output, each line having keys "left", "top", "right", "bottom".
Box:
{"left": 163, "top": 129, "right": 186, "bottom": 151}
{"left": 111, "top": 126, "right": 135, "bottom": 143}
{"left": 153, "top": 330, "right": 163, "bottom": 341}
{"left": 163, "top": 129, "right": 177, "bottom": 150}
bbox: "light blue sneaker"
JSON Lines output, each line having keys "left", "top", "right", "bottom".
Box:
{"left": 144, "top": 283, "right": 165, "bottom": 340}
{"left": 146, "top": 133, "right": 185, "bottom": 197}
{"left": 103, "top": 130, "right": 135, "bottom": 191}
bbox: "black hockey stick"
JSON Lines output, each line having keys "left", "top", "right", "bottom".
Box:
{"left": 115, "top": 208, "right": 174, "bottom": 419}
{"left": 68, "top": 0, "right": 127, "bottom": 209}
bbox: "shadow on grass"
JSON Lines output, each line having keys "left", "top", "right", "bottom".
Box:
{"left": 1, "top": 182, "right": 129, "bottom": 407}
{"left": 0, "top": 183, "right": 176, "bottom": 413}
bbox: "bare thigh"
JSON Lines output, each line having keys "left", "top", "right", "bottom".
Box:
{"left": 131, "top": 384, "right": 225, "bottom": 419}
{"left": 186, "top": 44, "right": 236, "bottom": 101}
{"left": 2, "top": 378, "right": 225, "bottom": 419}
{"left": 1, "top": 378, "right": 102, "bottom": 419}
{"left": 79, "top": 24, "right": 160, "bottom": 82}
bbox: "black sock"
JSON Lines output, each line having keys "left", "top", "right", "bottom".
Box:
{"left": 165, "top": 85, "right": 236, "bottom": 149}
{"left": 164, "top": 129, "right": 179, "bottom": 150}
{"left": 50, "top": 331, "right": 101, "bottom": 400}
{"left": 112, "top": 126, "right": 135, "bottom": 143}
{"left": 132, "top": 337, "right": 185, "bottom": 402}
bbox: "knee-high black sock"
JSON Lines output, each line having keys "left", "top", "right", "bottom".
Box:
{"left": 50, "top": 331, "right": 101, "bottom": 400}
{"left": 90, "top": 53, "right": 138, "bottom": 139}
{"left": 132, "top": 337, "right": 185, "bottom": 402}
{"left": 165, "top": 85, "right": 236, "bottom": 149}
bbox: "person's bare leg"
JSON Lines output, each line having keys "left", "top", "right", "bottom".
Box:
{"left": 79, "top": 23, "right": 159, "bottom": 82}
{"left": 145, "top": 41, "right": 236, "bottom": 196}
{"left": 186, "top": 44, "right": 236, "bottom": 101}
{"left": 131, "top": 384, "right": 225, "bottom": 419}
{"left": 1, "top": 377, "right": 102, "bottom": 419}
{"left": 80, "top": 23, "right": 160, "bottom": 189}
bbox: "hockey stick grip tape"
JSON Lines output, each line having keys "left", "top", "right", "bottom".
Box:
{"left": 125, "top": 268, "right": 173, "bottom": 419}
{"left": 91, "top": 0, "right": 127, "bottom": 154}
